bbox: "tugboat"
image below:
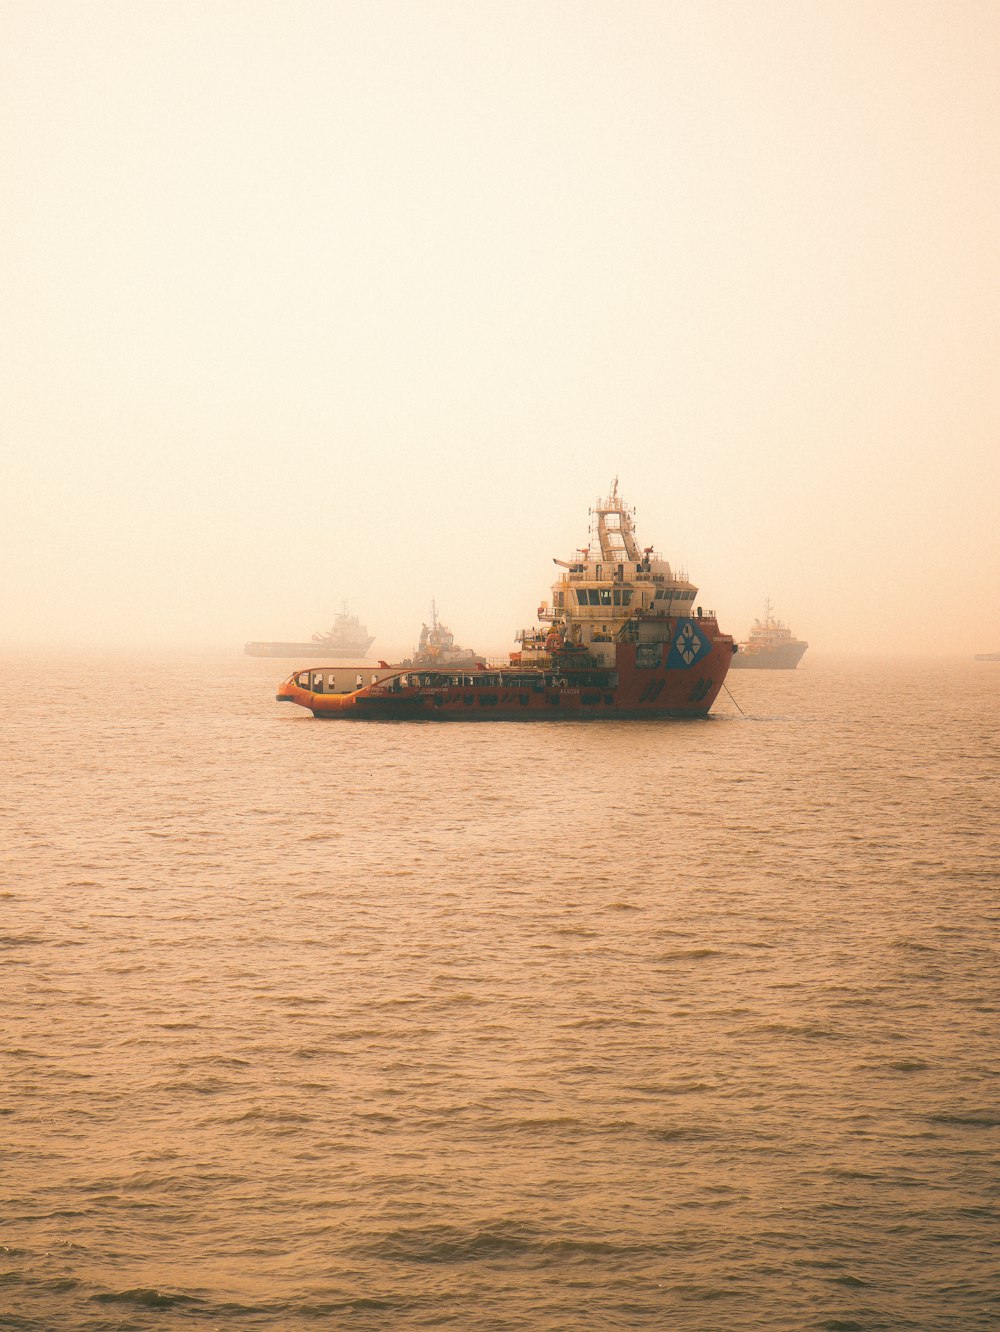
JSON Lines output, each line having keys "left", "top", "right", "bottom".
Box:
{"left": 403, "top": 601, "right": 485, "bottom": 668}
{"left": 276, "top": 480, "right": 736, "bottom": 719}
{"left": 730, "top": 600, "right": 808, "bottom": 670}
{"left": 246, "top": 604, "right": 375, "bottom": 659}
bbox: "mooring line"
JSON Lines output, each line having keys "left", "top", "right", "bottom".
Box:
{"left": 723, "top": 681, "right": 745, "bottom": 715}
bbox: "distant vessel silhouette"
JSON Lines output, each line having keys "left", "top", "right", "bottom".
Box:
{"left": 246, "top": 604, "right": 374, "bottom": 659}
{"left": 402, "top": 601, "right": 485, "bottom": 668}
{"left": 731, "top": 600, "right": 808, "bottom": 670}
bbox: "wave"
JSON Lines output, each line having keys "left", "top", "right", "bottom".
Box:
{"left": 91, "top": 1286, "right": 201, "bottom": 1309}
{"left": 927, "top": 1110, "right": 1000, "bottom": 1129}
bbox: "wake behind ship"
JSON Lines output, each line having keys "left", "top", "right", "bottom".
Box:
{"left": 276, "top": 482, "right": 735, "bottom": 719}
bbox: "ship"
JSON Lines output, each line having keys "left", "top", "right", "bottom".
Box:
{"left": 973, "top": 652, "right": 1000, "bottom": 661}
{"left": 276, "top": 480, "right": 736, "bottom": 719}
{"left": 730, "top": 599, "right": 808, "bottom": 670}
{"left": 245, "top": 604, "right": 375, "bottom": 659}
{"left": 402, "top": 601, "right": 485, "bottom": 668}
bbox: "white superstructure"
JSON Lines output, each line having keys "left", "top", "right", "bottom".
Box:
{"left": 518, "top": 479, "right": 705, "bottom": 669}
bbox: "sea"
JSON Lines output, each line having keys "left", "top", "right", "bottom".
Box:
{"left": 2, "top": 651, "right": 998, "bottom": 1331}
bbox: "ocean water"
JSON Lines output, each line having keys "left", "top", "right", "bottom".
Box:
{"left": 2, "top": 651, "right": 998, "bottom": 1331}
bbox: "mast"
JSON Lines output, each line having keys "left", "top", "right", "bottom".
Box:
{"left": 592, "top": 477, "right": 642, "bottom": 564}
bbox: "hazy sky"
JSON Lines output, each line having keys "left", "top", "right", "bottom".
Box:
{"left": 3, "top": 0, "right": 998, "bottom": 658}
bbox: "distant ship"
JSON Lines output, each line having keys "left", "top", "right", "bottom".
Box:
{"left": 731, "top": 600, "right": 808, "bottom": 670}
{"left": 402, "top": 601, "right": 485, "bottom": 668}
{"left": 276, "top": 479, "right": 737, "bottom": 719}
{"left": 973, "top": 651, "right": 1000, "bottom": 661}
{"left": 245, "top": 605, "right": 375, "bottom": 659}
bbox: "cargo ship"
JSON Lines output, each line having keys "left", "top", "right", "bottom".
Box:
{"left": 246, "top": 605, "right": 374, "bottom": 659}
{"left": 276, "top": 481, "right": 736, "bottom": 719}
{"left": 730, "top": 600, "right": 808, "bottom": 670}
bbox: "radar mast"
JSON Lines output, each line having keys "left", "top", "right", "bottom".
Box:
{"left": 593, "top": 477, "right": 642, "bottom": 564}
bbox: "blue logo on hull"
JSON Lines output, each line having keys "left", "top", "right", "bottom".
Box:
{"left": 667, "top": 619, "right": 710, "bottom": 670}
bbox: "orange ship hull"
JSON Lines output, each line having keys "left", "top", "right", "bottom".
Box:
{"left": 277, "top": 623, "right": 736, "bottom": 721}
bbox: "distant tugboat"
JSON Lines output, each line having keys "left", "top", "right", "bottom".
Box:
{"left": 731, "top": 599, "right": 807, "bottom": 670}
{"left": 276, "top": 480, "right": 736, "bottom": 719}
{"left": 245, "top": 604, "right": 375, "bottom": 659}
{"left": 403, "top": 601, "right": 485, "bottom": 668}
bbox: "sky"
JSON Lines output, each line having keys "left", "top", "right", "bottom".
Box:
{"left": 2, "top": 0, "right": 998, "bottom": 659}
